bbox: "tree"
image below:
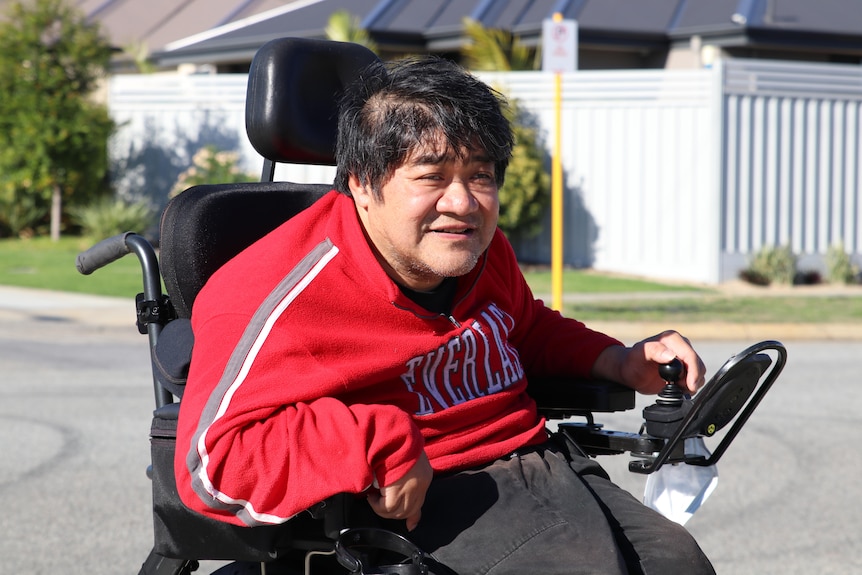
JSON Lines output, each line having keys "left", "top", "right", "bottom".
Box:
{"left": 461, "top": 18, "right": 536, "bottom": 71}
{"left": 461, "top": 18, "right": 549, "bottom": 240}
{"left": 325, "top": 9, "right": 378, "bottom": 54}
{"left": 0, "top": 0, "right": 115, "bottom": 239}
{"left": 498, "top": 102, "right": 551, "bottom": 240}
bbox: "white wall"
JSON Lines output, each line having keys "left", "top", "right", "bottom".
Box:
{"left": 107, "top": 59, "right": 862, "bottom": 284}
{"left": 480, "top": 68, "right": 722, "bottom": 283}
{"left": 720, "top": 59, "right": 862, "bottom": 281}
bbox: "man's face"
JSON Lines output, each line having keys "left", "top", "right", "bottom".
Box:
{"left": 350, "top": 139, "right": 500, "bottom": 292}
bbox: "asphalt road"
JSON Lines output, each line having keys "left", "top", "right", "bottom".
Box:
{"left": 1, "top": 299, "right": 860, "bottom": 574}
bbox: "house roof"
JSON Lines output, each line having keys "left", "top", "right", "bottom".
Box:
{"left": 153, "top": 0, "right": 686, "bottom": 64}
{"left": 0, "top": 0, "right": 289, "bottom": 65}
{"left": 3, "top": 0, "right": 861, "bottom": 68}
{"left": 72, "top": 0, "right": 289, "bottom": 55}
{"left": 152, "top": 0, "right": 862, "bottom": 67}
{"left": 158, "top": 0, "right": 381, "bottom": 65}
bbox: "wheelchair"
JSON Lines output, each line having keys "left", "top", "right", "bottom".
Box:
{"left": 76, "top": 38, "right": 787, "bottom": 575}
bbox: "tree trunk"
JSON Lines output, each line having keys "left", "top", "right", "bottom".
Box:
{"left": 51, "top": 185, "right": 61, "bottom": 241}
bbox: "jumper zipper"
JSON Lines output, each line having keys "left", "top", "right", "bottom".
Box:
{"left": 391, "top": 249, "right": 488, "bottom": 325}
{"left": 391, "top": 302, "right": 462, "bottom": 328}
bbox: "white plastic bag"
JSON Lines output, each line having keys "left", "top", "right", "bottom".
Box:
{"left": 643, "top": 437, "right": 718, "bottom": 525}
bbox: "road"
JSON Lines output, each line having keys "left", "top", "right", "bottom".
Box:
{"left": 1, "top": 299, "right": 860, "bottom": 574}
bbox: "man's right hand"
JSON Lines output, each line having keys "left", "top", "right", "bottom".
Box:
{"left": 366, "top": 451, "right": 433, "bottom": 531}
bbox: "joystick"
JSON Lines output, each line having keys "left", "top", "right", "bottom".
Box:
{"left": 656, "top": 359, "right": 685, "bottom": 408}
{"left": 643, "top": 358, "right": 692, "bottom": 439}
{"left": 553, "top": 341, "right": 786, "bottom": 475}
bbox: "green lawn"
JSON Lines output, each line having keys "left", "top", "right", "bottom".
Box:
{"left": 0, "top": 236, "right": 148, "bottom": 298}
{"left": 2, "top": 237, "right": 862, "bottom": 323}
{"left": 564, "top": 293, "right": 862, "bottom": 323}
{"left": 520, "top": 266, "right": 704, "bottom": 295}
{"left": 523, "top": 266, "right": 862, "bottom": 323}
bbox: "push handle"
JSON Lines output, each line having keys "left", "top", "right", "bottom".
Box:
{"left": 75, "top": 231, "right": 134, "bottom": 275}
{"left": 76, "top": 231, "right": 172, "bottom": 408}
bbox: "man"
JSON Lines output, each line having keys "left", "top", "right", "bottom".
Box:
{"left": 176, "top": 56, "right": 714, "bottom": 574}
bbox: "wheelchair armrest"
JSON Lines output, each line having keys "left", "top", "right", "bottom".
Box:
{"left": 153, "top": 318, "right": 194, "bottom": 399}
{"left": 529, "top": 377, "right": 636, "bottom": 419}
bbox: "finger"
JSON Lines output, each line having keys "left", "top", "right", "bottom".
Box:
{"left": 667, "top": 348, "right": 704, "bottom": 393}
{"left": 405, "top": 509, "right": 421, "bottom": 531}
{"left": 648, "top": 332, "right": 705, "bottom": 392}
{"left": 656, "top": 346, "right": 677, "bottom": 364}
{"left": 641, "top": 335, "right": 676, "bottom": 362}
{"left": 368, "top": 488, "right": 415, "bottom": 520}
{"left": 685, "top": 356, "right": 707, "bottom": 393}
{"left": 366, "top": 491, "right": 385, "bottom": 514}
{"left": 366, "top": 491, "right": 400, "bottom": 518}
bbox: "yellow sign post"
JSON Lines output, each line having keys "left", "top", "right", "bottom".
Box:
{"left": 551, "top": 72, "right": 563, "bottom": 310}
{"left": 542, "top": 13, "right": 577, "bottom": 311}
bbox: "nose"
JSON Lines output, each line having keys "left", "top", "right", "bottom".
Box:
{"left": 437, "top": 178, "right": 478, "bottom": 215}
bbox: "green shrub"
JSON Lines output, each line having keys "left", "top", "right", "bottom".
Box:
{"left": 71, "top": 196, "right": 154, "bottom": 240}
{"left": 171, "top": 145, "right": 255, "bottom": 197}
{"left": 825, "top": 242, "right": 858, "bottom": 284}
{"left": 738, "top": 268, "right": 770, "bottom": 286}
{"left": 0, "top": 189, "right": 48, "bottom": 238}
{"left": 498, "top": 100, "right": 550, "bottom": 240}
{"left": 743, "top": 244, "right": 796, "bottom": 285}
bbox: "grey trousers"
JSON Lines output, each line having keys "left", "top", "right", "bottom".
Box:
{"left": 406, "top": 439, "right": 715, "bottom": 575}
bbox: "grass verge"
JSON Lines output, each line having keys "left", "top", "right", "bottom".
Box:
{"left": 0, "top": 236, "right": 147, "bottom": 298}
{"left": 2, "top": 237, "right": 862, "bottom": 323}
{"left": 520, "top": 266, "right": 704, "bottom": 295}
{"left": 563, "top": 294, "right": 862, "bottom": 323}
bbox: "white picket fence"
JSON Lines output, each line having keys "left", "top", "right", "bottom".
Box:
{"left": 108, "top": 58, "right": 862, "bottom": 284}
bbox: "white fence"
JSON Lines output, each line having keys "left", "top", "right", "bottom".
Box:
{"left": 107, "top": 72, "right": 335, "bottom": 204}
{"left": 480, "top": 68, "right": 721, "bottom": 283}
{"left": 108, "top": 59, "right": 862, "bottom": 284}
{"left": 720, "top": 60, "right": 862, "bottom": 281}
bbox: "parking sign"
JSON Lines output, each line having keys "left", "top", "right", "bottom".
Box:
{"left": 542, "top": 18, "right": 578, "bottom": 73}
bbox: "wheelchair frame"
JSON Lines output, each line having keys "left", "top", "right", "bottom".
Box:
{"left": 75, "top": 37, "right": 787, "bottom": 575}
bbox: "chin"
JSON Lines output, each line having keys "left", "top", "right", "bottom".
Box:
{"left": 434, "top": 257, "right": 481, "bottom": 279}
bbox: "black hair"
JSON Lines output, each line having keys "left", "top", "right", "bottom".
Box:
{"left": 334, "top": 56, "right": 514, "bottom": 198}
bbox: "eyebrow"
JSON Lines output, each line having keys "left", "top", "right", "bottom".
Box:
{"left": 408, "top": 149, "right": 493, "bottom": 167}
{"left": 410, "top": 150, "right": 449, "bottom": 166}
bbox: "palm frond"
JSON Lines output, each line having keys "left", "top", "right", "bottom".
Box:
{"left": 461, "top": 18, "right": 536, "bottom": 71}
{"left": 325, "top": 10, "right": 378, "bottom": 53}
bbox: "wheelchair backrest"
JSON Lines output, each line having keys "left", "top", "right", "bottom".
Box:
{"left": 159, "top": 182, "right": 330, "bottom": 319}
{"left": 159, "top": 38, "right": 380, "bottom": 318}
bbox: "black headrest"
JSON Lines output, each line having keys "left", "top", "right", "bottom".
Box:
{"left": 245, "top": 38, "right": 381, "bottom": 166}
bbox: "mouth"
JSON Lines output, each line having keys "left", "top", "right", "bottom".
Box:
{"left": 429, "top": 222, "right": 478, "bottom": 237}
{"left": 431, "top": 227, "right": 474, "bottom": 236}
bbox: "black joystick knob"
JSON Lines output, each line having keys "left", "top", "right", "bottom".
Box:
{"left": 658, "top": 358, "right": 683, "bottom": 384}
{"left": 656, "top": 358, "right": 684, "bottom": 408}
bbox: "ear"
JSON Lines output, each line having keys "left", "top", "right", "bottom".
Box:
{"left": 348, "top": 174, "right": 372, "bottom": 209}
